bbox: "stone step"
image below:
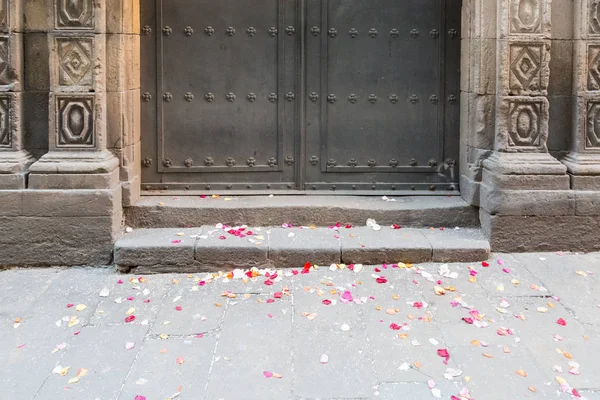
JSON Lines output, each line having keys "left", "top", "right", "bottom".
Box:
{"left": 114, "top": 226, "right": 490, "bottom": 273}
{"left": 126, "top": 195, "right": 479, "bottom": 228}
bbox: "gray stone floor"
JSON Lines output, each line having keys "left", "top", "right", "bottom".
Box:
{"left": 1, "top": 252, "right": 600, "bottom": 400}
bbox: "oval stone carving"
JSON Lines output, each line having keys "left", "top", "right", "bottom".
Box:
{"left": 68, "top": 105, "right": 85, "bottom": 137}
{"left": 516, "top": 108, "right": 534, "bottom": 139}
{"left": 518, "top": 0, "right": 536, "bottom": 25}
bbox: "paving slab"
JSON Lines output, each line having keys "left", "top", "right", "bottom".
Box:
{"left": 90, "top": 274, "right": 170, "bottom": 326}
{"left": 340, "top": 227, "right": 432, "bottom": 264}
{"left": 423, "top": 228, "right": 490, "bottom": 262}
{"left": 114, "top": 228, "right": 201, "bottom": 269}
{"left": 377, "top": 382, "right": 464, "bottom": 399}
{"left": 0, "top": 267, "right": 62, "bottom": 318}
{"left": 118, "top": 336, "right": 217, "bottom": 400}
{"left": 34, "top": 324, "right": 149, "bottom": 400}
{"left": 195, "top": 225, "right": 268, "bottom": 268}
{"left": 292, "top": 289, "right": 377, "bottom": 398}
{"left": 151, "top": 279, "right": 226, "bottom": 335}
{"left": 205, "top": 296, "right": 293, "bottom": 400}
{"left": 268, "top": 227, "right": 341, "bottom": 267}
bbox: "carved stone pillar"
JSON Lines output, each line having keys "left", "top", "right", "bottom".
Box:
{"left": 0, "top": 1, "right": 35, "bottom": 188}
{"left": 28, "top": 0, "right": 119, "bottom": 189}
{"left": 479, "top": 0, "right": 572, "bottom": 251}
{"left": 561, "top": 0, "right": 600, "bottom": 188}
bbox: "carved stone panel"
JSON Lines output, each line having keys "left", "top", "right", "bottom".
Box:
{"left": 0, "top": 36, "right": 9, "bottom": 85}
{"left": 57, "top": 37, "right": 93, "bottom": 86}
{"left": 55, "top": 0, "right": 94, "bottom": 30}
{"left": 0, "top": 95, "right": 9, "bottom": 148}
{"left": 510, "top": 0, "right": 542, "bottom": 34}
{"left": 508, "top": 42, "right": 548, "bottom": 95}
{"left": 499, "top": 97, "right": 548, "bottom": 150}
{"left": 56, "top": 95, "right": 95, "bottom": 148}
{"left": 0, "top": 0, "right": 7, "bottom": 31}
{"left": 586, "top": 99, "right": 600, "bottom": 148}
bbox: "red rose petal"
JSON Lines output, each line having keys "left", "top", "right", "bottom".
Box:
{"left": 557, "top": 318, "right": 567, "bottom": 326}
{"left": 322, "top": 299, "right": 332, "bottom": 305}
{"left": 376, "top": 277, "right": 388, "bottom": 284}
{"left": 264, "top": 280, "right": 274, "bottom": 286}
{"left": 482, "top": 261, "right": 490, "bottom": 267}
{"left": 175, "top": 306, "right": 182, "bottom": 311}
{"left": 274, "top": 292, "right": 283, "bottom": 299}
{"left": 66, "top": 304, "right": 74, "bottom": 308}
{"left": 462, "top": 317, "right": 474, "bottom": 324}
{"left": 266, "top": 299, "right": 275, "bottom": 304}
{"left": 390, "top": 323, "right": 401, "bottom": 330}
{"left": 125, "top": 315, "right": 136, "bottom": 323}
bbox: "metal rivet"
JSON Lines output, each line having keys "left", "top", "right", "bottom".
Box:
{"left": 163, "top": 158, "right": 172, "bottom": 168}
{"left": 247, "top": 27, "right": 256, "bottom": 37}
{"left": 247, "top": 93, "right": 257, "bottom": 102}
{"left": 389, "top": 94, "right": 399, "bottom": 104}
{"left": 368, "top": 28, "right": 378, "bottom": 38}
{"left": 328, "top": 28, "right": 338, "bottom": 38}
{"left": 247, "top": 184, "right": 252, "bottom": 189}
{"left": 448, "top": 94, "right": 457, "bottom": 104}
{"left": 389, "top": 159, "right": 399, "bottom": 167}
{"left": 310, "top": 156, "right": 319, "bottom": 165}
{"left": 429, "top": 95, "right": 439, "bottom": 104}
{"left": 390, "top": 28, "right": 399, "bottom": 38}
{"left": 331, "top": 185, "right": 336, "bottom": 190}
{"left": 409, "top": 158, "right": 417, "bottom": 166}
{"left": 391, "top": 185, "right": 396, "bottom": 190}
{"left": 348, "top": 158, "right": 357, "bottom": 167}
{"left": 268, "top": 157, "right": 277, "bottom": 167}
{"left": 311, "top": 26, "right": 320, "bottom": 36}
{"left": 163, "top": 92, "right": 172, "bottom": 102}
{"left": 205, "top": 92, "right": 215, "bottom": 102}
{"left": 268, "top": 93, "right": 278, "bottom": 102}
{"left": 429, "top": 29, "right": 439, "bottom": 38}
{"left": 411, "top": 185, "right": 416, "bottom": 190}
{"left": 204, "top": 157, "right": 214, "bottom": 166}
{"left": 205, "top": 184, "right": 211, "bottom": 190}
{"left": 348, "top": 94, "right": 358, "bottom": 104}
{"left": 429, "top": 185, "right": 436, "bottom": 191}
{"left": 142, "top": 92, "right": 152, "bottom": 102}
{"left": 226, "top": 93, "right": 236, "bottom": 102}
{"left": 429, "top": 158, "right": 438, "bottom": 167}
{"left": 410, "top": 29, "right": 419, "bottom": 38}
{"left": 204, "top": 26, "right": 215, "bottom": 36}
{"left": 184, "top": 158, "right": 193, "bottom": 167}
{"left": 368, "top": 94, "right": 377, "bottom": 104}
{"left": 226, "top": 26, "right": 236, "bottom": 36}
{"left": 142, "top": 158, "right": 152, "bottom": 167}
{"left": 285, "top": 155, "right": 295, "bottom": 165}
{"left": 163, "top": 26, "right": 172, "bottom": 36}
{"left": 327, "top": 159, "right": 337, "bottom": 167}
{"left": 267, "top": 184, "right": 271, "bottom": 189}
{"left": 184, "top": 26, "right": 194, "bottom": 36}
{"left": 327, "top": 94, "right": 337, "bottom": 104}
{"left": 226, "top": 184, "right": 232, "bottom": 189}
{"left": 349, "top": 28, "right": 358, "bottom": 38}
{"left": 448, "top": 28, "right": 458, "bottom": 38}
{"left": 309, "top": 92, "right": 319, "bottom": 102}
{"left": 226, "top": 157, "right": 236, "bottom": 167}
{"left": 287, "top": 184, "right": 293, "bottom": 189}
{"left": 247, "top": 157, "right": 256, "bottom": 167}
{"left": 368, "top": 159, "right": 377, "bottom": 167}
{"left": 286, "top": 26, "right": 295, "bottom": 35}
{"left": 184, "top": 92, "right": 194, "bottom": 102}
{"left": 285, "top": 92, "right": 295, "bottom": 101}
{"left": 409, "top": 94, "right": 418, "bottom": 104}
{"left": 352, "top": 185, "right": 356, "bottom": 190}
{"left": 371, "top": 184, "right": 377, "bottom": 190}
{"left": 142, "top": 25, "right": 152, "bottom": 35}
{"left": 268, "top": 27, "right": 278, "bottom": 37}
{"left": 312, "top": 185, "right": 316, "bottom": 190}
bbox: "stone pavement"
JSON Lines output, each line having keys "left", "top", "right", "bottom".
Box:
{"left": 1, "top": 252, "right": 600, "bottom": 400}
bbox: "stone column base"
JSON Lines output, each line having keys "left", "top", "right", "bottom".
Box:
{"left": 480, "top": 151, "right": 574, "bottom": 251}
{"left": 0, "top": 150, "right": 36, "bottom": 189}
{"left": 28, "top": 150, "right": 120, "bottom": 189}
{"left": 561, "top": 152, "right": 600, "bottom": 189}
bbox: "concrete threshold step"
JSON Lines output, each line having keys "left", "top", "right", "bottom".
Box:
{"left": 125, "top": 195, "right": 479, "bottom": 228}
{"left": 114, "top": 225, "right": 490, "bottom": 273}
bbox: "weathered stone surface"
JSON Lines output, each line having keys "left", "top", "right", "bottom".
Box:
{"left": 480, "top": 209, "right": 600, "bottom": 252}
{"left": 119, "top": 336, "right": 216, "bottom": 400}
{"left": 480, "top": 185, "right": 576, "bottom": 216}
{"left": 269, "top": 227, "right": 340, "bottom": 267}
{"left": 195, "top": 226, "right": 268, "bottom": 268}
{"left": 0, "top": 215, "right": 120, "bottom": 266}
{"left": 35, "top": 324, "right": 149, "bottom": 399}
{"left": 340, "top": 227, "right": 432, "bottom": 264}
{"left": 126, "top": 196, "right": 480, "bottom": 228}
{"left": 423, "top": 228, "right": 490, "bottom": 262}
{"left": 21, "top": 187, "right": 121, "bottom": 217}
{"left": 205, "top": 297, "right": 293, "bottom": 400}
{"left": 114, "top": 228, "right": 201, "bottom": 268}
{"left": 575, "top": 190, "right": 600, "bottom": 215}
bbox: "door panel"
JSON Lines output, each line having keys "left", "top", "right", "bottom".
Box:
{"left": 140, "top": 0, "right": 461, "bottom": 193}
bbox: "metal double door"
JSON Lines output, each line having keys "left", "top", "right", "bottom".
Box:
{"left": 141, "top": 0, "right": 461, "bottom": 193}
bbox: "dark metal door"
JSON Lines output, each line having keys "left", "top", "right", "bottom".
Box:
{"left": 140, "top": 0, "right": 461, "bottom": 193}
